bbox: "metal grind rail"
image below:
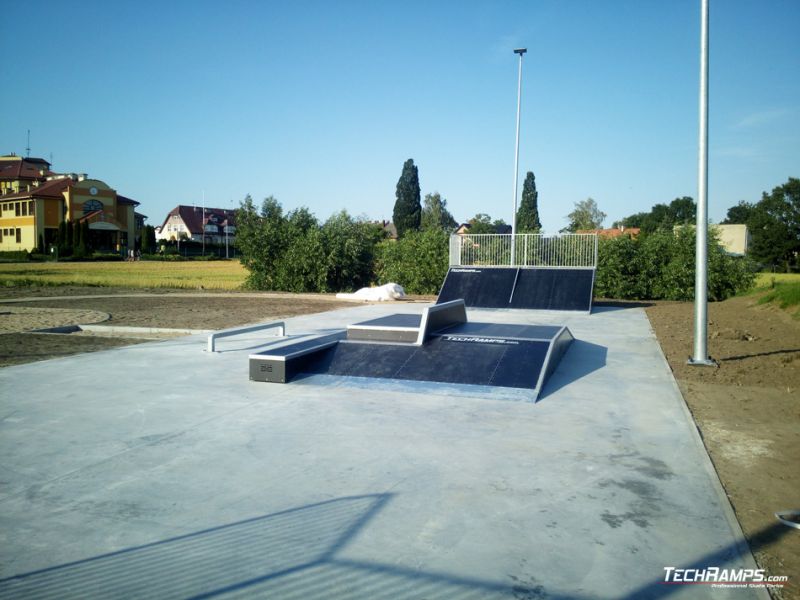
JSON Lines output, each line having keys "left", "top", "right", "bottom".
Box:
{"left": 207, "top": 321, "right": 285, "bottom": 353}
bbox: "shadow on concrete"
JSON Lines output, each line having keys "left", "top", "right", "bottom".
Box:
{"left": 0, "top": 499, "right": 785, "bottom": 599}
{"left": 0, "top": 493, "right": 575, "bottom": 599}
{"left": 540, "top": 339, "right": 607, "bottom": 399}
{"left": 593, "top": 300, "right": 655, "bottom": 312}
{"left": 619, "top": 520, "right": 792, "bottom": 600}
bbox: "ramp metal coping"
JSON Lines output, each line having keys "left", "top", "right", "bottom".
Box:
{"left": 247, "top": 332, "right": 345, "bottom": 361}
{"left": 415, "top": 299, "right": 467, "bottom": 345}
{"left": 433, "top": 325, "right": 570, "bottom": 344}
{"left": 208, "top": 321, "right": 285, "bottom": 353}
{"left": 347, "top": 300, "right": 467, "bottom": 347}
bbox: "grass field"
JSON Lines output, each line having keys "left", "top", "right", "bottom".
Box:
{"left": 0, "top": 260, "right": 248, "bottom": 290}
{"left": 754, "top": 272, "right": 800, "bottom": 288}
{"left": 752, "top": 273, "right": 800, "bottom": 317}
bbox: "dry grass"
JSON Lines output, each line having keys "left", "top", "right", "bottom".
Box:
{"left": 754, "top": 272, "right": 800, "bottom": 288}
{"left": 0, "top": 260, "right": 248, "bottom": 290}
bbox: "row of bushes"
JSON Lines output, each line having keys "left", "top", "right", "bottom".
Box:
{"left": 0, "top": 250, "right": 125, "bottom": 263}
{"left": 594, "top": 228, "right": 756, "bottom": 301}
{"left": 238, "top": 204, "right": 755, "bottom": 300}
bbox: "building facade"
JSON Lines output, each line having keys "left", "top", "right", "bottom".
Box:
{"left": 156, "top": 205, "right": 236, "bottom": 246}
{"left": 0, "top": 155, "right": 138, "bottom": 253}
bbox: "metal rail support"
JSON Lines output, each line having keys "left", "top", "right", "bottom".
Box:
{"left": 207, "top": 321, "right": 285, "bottom": 353}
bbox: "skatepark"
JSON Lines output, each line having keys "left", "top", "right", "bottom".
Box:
{"left": 0, "top": 235, "right": 769, "bottom": 599}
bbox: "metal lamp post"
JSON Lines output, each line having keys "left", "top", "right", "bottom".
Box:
{"left": 510, "top": 47, "right": 527, "bottom": 267}
{"left": 690, "top": 0, "right": 715, "bottom": 366}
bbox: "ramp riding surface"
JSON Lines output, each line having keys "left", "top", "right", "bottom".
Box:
{"left": 437, "top": 266, "right": 595, "bottom": 312}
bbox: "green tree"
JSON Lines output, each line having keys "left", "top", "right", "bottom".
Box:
{"left": 57, "top": 221, "right": 70, "bottom": 256}
{"left": 65, "top": 219, "right": 74, "bottom": 250}
{"left": 276, "top": 207, "right": 326, "bottom": 292}
{"left": 748, "top": 178, "right": 800, "bottom": 269}
{"left": 72, "top": 221, "right": 84, "bottom": 257}
{"left": 594, "top": 228, "right": 755, "bottom": 301}
{"left": 615, "top": 197, "right": 696, "bottom": 233}
{"left": 82, "top": 221, "right": 91, "bottom": 255}
{"left": 668, "top": 196, "right": 696, "bottom": 225}
{"left": 375, "top": 227, "right": 450, "bottom": 294}
{"left": 467, "top": 213, "right": 495, "bottom": 234}
{"left": 392, "top": 158, "right": 421, "bottom": 238}
{"left": 563, "top": 198, "right": 606, "bottom": 232}
{"left": 420, "top": 192, "right": 457, "bottom": 231}
{"left": 516, "top": 171, "right": 541, "bottom": 232}
{"left": 321, "top": 211, "right": 382, "bottom": 292}
{"left": 722, "top": 201, "right": 755, "bottom": 225}
{"left": 236, "top": 194, "right": 288, "bottom": 289}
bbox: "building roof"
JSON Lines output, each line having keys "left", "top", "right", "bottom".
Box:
{"left": 159, "top": 205, "right": 237, "bottom": 234}
{"left": 577, "top": 227, "right": 640, "bottom": 238}
{"left": 0, "top": 177, "right": 72, "bottom": 201}
{"left": 117, "top": 194, "right": 140, "bottom": 207}
{"left": 0, "top": 155, "right": 55, "bottom": 181}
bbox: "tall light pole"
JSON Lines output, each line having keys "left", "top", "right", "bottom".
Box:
{"left": 690, "top": 0, "right": 715, "bottom": 366}
{"left": 510, "top": 47, "right": 527, "bottom": 266}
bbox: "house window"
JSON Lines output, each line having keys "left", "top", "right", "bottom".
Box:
{"left": 0, "top": 229, "right": 2, "bottom": 242}
{"left": 15, "top": 202, "right": 21, "bottom": 216}
{"left": 15, "top": 228, "right": 21, "bottom": 243}
{"left": 21, "top": 202, "right": 27, "bottom": 216}
{"left": 29, "top": 201, "right": 34, "bottom": 213}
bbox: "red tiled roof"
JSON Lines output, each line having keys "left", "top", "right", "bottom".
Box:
{"left": 0, "top": 177, "right": 72, "bottom": 200}
{"left": 0, "top": 156, "right": 55, "bottom": 181}
{"left": 577, "top": 227, "right": 640, "bottom": 238}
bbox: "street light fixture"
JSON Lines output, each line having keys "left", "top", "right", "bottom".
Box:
{"left": 511, "top": 47, "right": 527, "bottom": 266}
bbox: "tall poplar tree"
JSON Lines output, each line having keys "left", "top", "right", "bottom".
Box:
{"left": 516, "top": 171, "right": 541, "bottom": 232}
{"left": 392, "top": 159, "right": 421, "bottom": 238}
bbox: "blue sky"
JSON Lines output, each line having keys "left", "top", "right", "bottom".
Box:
{"left": 2, "top": 0, "right": 797, "bottom": 232}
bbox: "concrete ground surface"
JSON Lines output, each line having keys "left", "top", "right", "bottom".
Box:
{"left": 0, "top": 303, "right": 768, "bottom": 599}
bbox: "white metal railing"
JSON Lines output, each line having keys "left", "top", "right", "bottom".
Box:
{"left": 207, "top": 321, "right": 285, "bottom": 352}
{"left": 449, "top": 233, "right": 598, "bottom": 268}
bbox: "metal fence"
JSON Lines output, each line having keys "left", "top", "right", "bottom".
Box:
{"left": 449, "top": 233, "right": 598, "bottom": 268}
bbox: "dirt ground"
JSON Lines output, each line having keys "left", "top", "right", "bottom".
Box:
{"left": 1, "top": 286, "right": 797, "bottom": 597}
{"left": 645, "top": 296, "right": 799, "bottom": 599}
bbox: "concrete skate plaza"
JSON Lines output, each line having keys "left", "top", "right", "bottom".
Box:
{"left": 0, "top": 303, "right": 765, "bottom": 599}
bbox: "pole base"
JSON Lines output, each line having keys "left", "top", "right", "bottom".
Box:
{"left": 687, "top": 356, "right": 717, "bottom": 367}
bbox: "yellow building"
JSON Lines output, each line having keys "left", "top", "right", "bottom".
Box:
{"left": 0, "top": 156, "right": 138, "bottom": 253}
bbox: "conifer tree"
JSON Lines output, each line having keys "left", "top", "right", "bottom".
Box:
{"left": 516, "top": 171, "right": 542, "bottom": 232}
{"left": 392, "top": 159, "right": 421, "bottom": 238}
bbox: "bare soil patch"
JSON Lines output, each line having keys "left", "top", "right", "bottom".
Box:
{"left": 0, "top": 288, "right": 389, "bottom": 367}
{"left": 646, "top": 295, "right": 799, "bottom": 599}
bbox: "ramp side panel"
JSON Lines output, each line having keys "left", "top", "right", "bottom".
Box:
{"left": 510, "top": 268, "right": 595, "bottom": 312}
{"left": 297, "top": 336, "right": 554, "bottom": 395}
{"left": 436, "top": 268, "right": 518, "bottom": 307}
{"left": 538, "top": 327, "right": 575, "bottom": 393}
{"left": 480, "top": 340, "right": 550, "bottom": 389}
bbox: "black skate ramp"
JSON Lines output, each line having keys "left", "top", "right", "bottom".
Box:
{"left": 437, "top": 266, "right": 594, "bottom": 313}
{"left": 249, "top": 303, "right": 573, "bottom": 401}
